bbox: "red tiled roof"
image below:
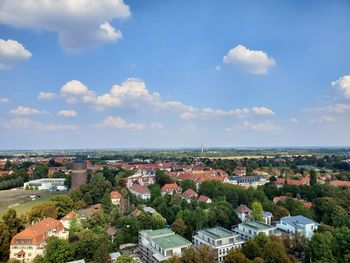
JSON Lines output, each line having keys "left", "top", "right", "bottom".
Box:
{"left": 235, "top": 204, "right": 252, "bottom": 213}
{"left": 273, "top": 196, "right": 287, "bottom": 203}
{"left": 303, "top": 201, "right": 313, "bottom": 208}
{"left": 330, "top": 180, "right": 350, "bottom": 187}
{"left": 11, "top": 218, "right": 64, "bottom": 246}
{"left": 130, "top": 183, "right": 150, "bottom": 194}
{"left": 276, "top": 178, "right": 286, "bottom": 184}
{"left": 182, "top": 188, "right": 198, "bottom": 199}
{"left": 198, "top": 195, "right": 210, "bottom": 202}
{"left": 110, "top": 191, "right": 121, "bottom": 199}
{"left": 276, "top": 177, "right": 309, "bottom": 186}
{"left": 61, "top": 211, "right": 76, "bottom": 221}
{"left": 161, "top": 183, "right": 182, "bottom": 192}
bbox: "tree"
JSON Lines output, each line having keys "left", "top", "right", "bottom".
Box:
{"left": 2, "top": 208, "right": 24, "bottom": 235}
{"left": 263, "top": 239, "right": 291, "bottom": 263}
{"left": 197, "top": 244, "right": 217, "bottom": 263}
{"left": 43, "top": 236, "right": 74, "bottom": 263}
{"left": 155, "top": 169, "right": 172, "bottom": 186}
{"left": 310, "top": 170, "right": 317, "bottom": 185}
{"left": 272, "top": 206, "right": 290, "bottom": 221}
{"left": 151, "top": 212, "right": 167, "bottom": 229}
{"left": 251, "top": 201, "right": 264, "bottom": 222}
{"left": 165, "top": 256, "right": 183, "bottom": 263}
{"left": 51, "top": 195, "right": 75, "bottom": 218}
{"left": 172, "top": 218, "right": 187, "bottom": 236}
{"left": 116, "top": 255, "right": 138, "bottom": 263}
{"left": 27, "top": 203, "right": 57, "bottom": 222}
{"left": 333, "top": 227, "right": 350, "bottom": 262}
{"left": 307, "top": 231, "right": 336, "bottom": 263}
{"left": 242, "top": 239, "right": 264, "bottom": 260}
{"left": 0, "top": 222, "right": 11, "bottom": 261}
{"left": 101, "top": 191, "right": 113, "bottom": 214}
{"left": 225, "top": 250, "right": 251, "bottom": 263}
{"left": 181, "top": 247, "right": 200, "bottom": 263}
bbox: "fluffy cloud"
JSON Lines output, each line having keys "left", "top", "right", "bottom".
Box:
{"left": 150, "top": 122, "right": 164, "bottom": 129}
{"left": 9, "top": 106, "right": 41, "bottom": 116}
{"left": 240, "top": 120, "right": 281, "bottom": 132}
{"left": 0, "top": 0, "right": 130, "bottom": 51}
{"left": 0, "top": 39, "right": 32, "bottom": 69}
{"left": 101, "top": 116, "right": 145, "bottom": 130}
{"left": 332, "top": 75, "right": 350, "bottom": 98}
{"left": 38, "top": 92, "right": 56, "bottom": 100}
{"left": 6, "top": 118, "right": 78, "bottom": 131}
{"left": 57, "top": 110, "right": 77, "bottom": 117}
{"left": 60, "top": 78, "right": 275, "bottom": 120}
{"left": 0, "top": 98, "right": 10, "bottom": 104}
{"left": 223, "top": 45, "right": 275, "bottom": 74}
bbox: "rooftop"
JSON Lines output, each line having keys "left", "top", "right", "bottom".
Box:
{"left": 199, "top": 227, "right": 236, "bottom": 239}
{"left": 240, "top": 220, "right": 275, "bottom": 231}
{"left": 280, "top": 215, "right": 318, "bottom": 227}
{"left": 143, "top": 228, "right": 173, "bottom": 238}
{"left": 153, "top": 233, "right": 191, "bottom": 249}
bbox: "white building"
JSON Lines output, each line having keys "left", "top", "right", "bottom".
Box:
{"left": 232, "top": 220, "right": 278, "bottom": 240}
{"left": 235, "top": 205, "right": 252, "bottom": 223}
{"left": 193, "top": 227, "right": 244, "bottom": 263}
{"left": 276, "top": 215, "right": 319, "bottom": 239}
{"left": 23, "top": 178, "right": 66, "bottom": 191}
{"left": 224, "top": 176, "right": 267, "bottom": 188}
{"left": 139, "top": 228, "right": 191, "bottom": 262}
{"left": 129, "top": 183, "right": 151, "bottom": 200}
{"left": 10, "top": 218, "right": 68, "bottom": 262}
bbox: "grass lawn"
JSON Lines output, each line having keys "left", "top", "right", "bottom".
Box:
{"left": 0, "top": 193, "right": 62, "bottom": 219}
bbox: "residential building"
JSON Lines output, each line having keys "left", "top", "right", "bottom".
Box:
{"left": 224, "top": 176, "right": 267, "bottom": 188}
{"left": 263, "top": 212, "right": 272, "bottom": 225}
{"left": 193, "top": 227, "right": 244, "bottom": 263}
{"left": 235, "top": 205, "right": 251, "bottom": 223}
{"left": 110, "top": 191, "right": 121, "bottom": 205}
{"left": 329, "top": 180, "right": 350, "bottom": 187}
{"left": 10, "top": 218, "right": 67, "bottom": 262}
{"left": 161, "top": 183, "right": 182, "bottom": 196}
{"left": 129, "top": 183, "right": 151, "bottom": 200}
{"left": 233, "top": 167, "right": 246, "bottom": 176}
{"left": 182, "top": 188, "right": 198, "bottom": 203}
{"left": 198, "top": 195, "right": 212, "bottom": 203}
{"left": 139, "top": 228, "right": 191, "bottom": 262}
{"left": 232, "top": 220, "right": 277, "bottom": 240}
{"left": 60, "top": 211, "right": 77, "bottom": 230}
{"left": 23, "top": 178, "right": 66, "bottom": 191}
{"left": 126, "top": 173, "right": 156, "bottom": 188}
{"left": 276, "top": 215, "right": 319, "bottom": 239}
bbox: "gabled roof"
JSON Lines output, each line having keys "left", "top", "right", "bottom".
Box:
{"left": 130, "top": 183, "right": 150, "bottom": 194}
{"left": 235, "top": 204, "right": 252, "bottom": 213}
{"left": 110, "top": 191, "right": 121, "bottom": 199}
{"left": 161, "top": 183, "right": 181, "bottom": 192}
{"left": 330, "top": 180, "right": 350, "bottom": 187}
{"left": 61, "top": 211, "right": 77, "bottom": 221}
{"left": 198, "top": 195, "right": 210, "bottom": 202}
{"left": 182, "top": 188, "right": 198, "bottom": 199}
{"left": 11, "top": 218, "right": 64, "bottom": 245}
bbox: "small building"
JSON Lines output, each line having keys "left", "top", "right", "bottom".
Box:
{"left": 139, "top": 228, "right": 191, "bottom": 263}
{"left": 110, "top": 191, "right": 121, "bottom": 205}
{"left": 198, "top": 195, "right": 212, "bottom": 203}
{"left": 224, "top": 176, "right": 267, "bottom": 188}
{"left": 126, "top": 173, "right": 155, "bottom": 188}
{"left": 232, "top": 220, "right": 277, "bottom": 240}
{"left": 128, "top": 183, "right": 151, "bottom": 200}
{"left": 60, "top": 211, "right": 77, "bottom": 230}
{"left": 23, "top": 178, "right": 66, "bottom": 191}
{"left": 10, "top": 218, "right": 68, "bottom": 262}
{"left": 161, "top": 183, "right": 182, "bottom": 196}
{"left": 233, "top": 167, "right": 246, "bottom": 176}
{"left": 235, "top": 205, "right": 252, "bottom": 223}
{"left": 263, "top": 211, "right": 272, "bottom": 225}
{"left": 182, "top": 188, "right": 198, "bottom": 203}
{"left": 276, "top": 215, "right": 319, "bottom": 239}
{"left": 193, "top": 227, "right": 244, "bottom": 263}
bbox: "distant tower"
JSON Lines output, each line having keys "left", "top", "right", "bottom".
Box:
{"left": 201, "top": 144, "right": 204, "bottom": 153}
{"left": 71, "top": 157, "right": 87, "bottom": 191}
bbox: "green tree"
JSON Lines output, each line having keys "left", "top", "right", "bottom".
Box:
{"left": 0, "top": 222, "right": 11, "bottom": 261}
{"left": 2, "top": 208, "right": 24, "bottom": 235}
{"left": 43, "top": 236, "right": 74, "bottom": 263}
{"left": 225, "top": 250, "right": 251, "bottom": 263}
{"left": 307, "top": 231, "right": 336, "bottom": 263}
{"left": 101, "top": 191, "right": 113, "bottom": 213}
{"left": 310, "top": 170, "right": 317, "bottom": 185}
{"left": 27, "top": 203, "right": 57, "bottom": 222}
{"left": 263, "top": 239, "right": 291, "bottom": 263}
{"left": 51, "top": 195, "right": 75, "bottom": 218}
{"left": 251, "top": 201, "right": 264, "bottom": 222}
{"left": 151, "top": 212, "right": 167, "bottom": 229}
{"left": 116, "top": 255, "right": 138, "bottom": 263}
{"left": 172, "top": 218, "right": 187, "bottom": 236}
{"left": 155, "top": 169, "right": 172, "bottom": 186}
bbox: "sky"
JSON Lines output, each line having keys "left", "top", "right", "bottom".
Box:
{"left": 0, "top": 0, "right": 350, "bottom": 149}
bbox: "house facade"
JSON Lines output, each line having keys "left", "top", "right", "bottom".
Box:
{"left": 232, "top": 220, "right": 277, "bottom": 240}
{"left": 276, "top": 215, "right": 319, "bottom": 239}
{"left": 139, "top": 228, "right": 191, "bottom": 262}
{"left": 128, "top": 183, "right": 151, "bottom": 200}
{"left": 110, "top": 191, "right": 121, "bottom": 205}
{"left": 193, "top": 227, "right": 244, "bottom": 263}
{"left": 160, "top": 183, "right": 182, "bottom": 196}
{"left": 10, "top": 218, "right": 68, "bottom": 263}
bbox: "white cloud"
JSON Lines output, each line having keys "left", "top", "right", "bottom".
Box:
{"left": 290, "top": 118, "right": 299, "bottom": 123}
{"left": 223, "top": 45, "right": 275, "bottom": 74}
{"left": 57, "top": 110, "right": 77, "bottom": 117}
{"left": 240, "top": 120, "right": 281, "bottom": 132}
{"left": 0, "top": 39, "right": 32, "bottom": 69}
{"left": 38, "top": 92, "right": 56, "bottom": 100}
{"left": 215, "top": 65, "right": 222, "bottom": 71}
{"left": 332, "top": 75, "right": 350, "bottom": 98}
{"left": 150, "top": 122, "right": 164, "bottom": 129}
{"left": 9, "top": 106, "right": 41, "bottom": 116}
{"left": 0, "top": 98, "right": 10, "bottom": 104}
{"left": 0, "top": 0, "right": 130, "bottom": 51}
{"left": 101, "top": 116, "right": 145, "bottom": 130}
{"left": 311, "top": 115, "right": 336, "bottom": 123}
{"left": 7, "top": 118, "right": 78, "bottom": 131}
{"left": 59, "top": 78, "right": 275, "bottom": 120}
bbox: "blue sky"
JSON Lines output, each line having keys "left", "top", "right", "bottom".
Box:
{"left": 0, "top": 0, "right": 350, "bottom": 149}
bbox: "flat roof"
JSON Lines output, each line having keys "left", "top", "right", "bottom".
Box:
{"left": 241, "top": 221, "right": 275, "bottom": 231}
{"left": 153, "top": 234, "right": 191, "bottom": 250}
{"left": 142, "top": 228, "right": 173, "bottom": 238}
{"left": 199, "top": 227, "right": 235, "bottom": 239}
